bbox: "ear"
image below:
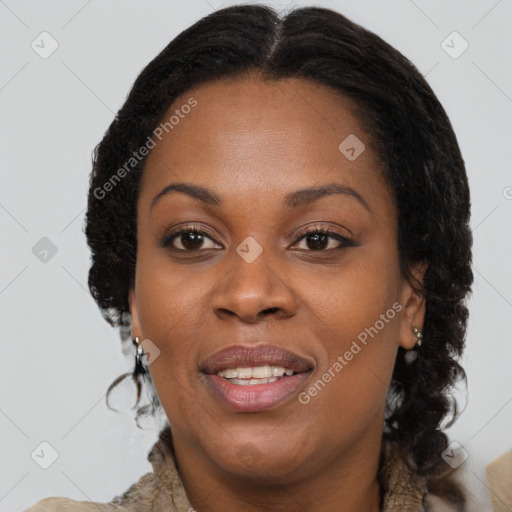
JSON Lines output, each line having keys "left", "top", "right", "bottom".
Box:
{"left": 398, "top": 262, "right": 428, "bottom": 350}
{"left": 129, "top": 288, "right": 142, "bottom": 340}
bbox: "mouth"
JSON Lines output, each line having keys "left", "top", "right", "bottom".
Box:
{"left": 201, "top": 344, "right": 314, "bottom": 412}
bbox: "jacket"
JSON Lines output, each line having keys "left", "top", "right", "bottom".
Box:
{"left": 24, "top": 425, "right": 494, "bottom": 511}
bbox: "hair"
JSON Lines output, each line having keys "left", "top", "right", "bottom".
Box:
{"left": 85, "top": 4, "right": 473, "bottom": 505}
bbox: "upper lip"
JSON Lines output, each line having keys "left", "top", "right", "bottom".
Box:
{"left": 201, "top": 344, "right": 314, "bottom": 374}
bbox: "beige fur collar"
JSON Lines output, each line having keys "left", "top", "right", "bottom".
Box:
{"left": 25, "top": 425, "right": 470, "bottom": 512}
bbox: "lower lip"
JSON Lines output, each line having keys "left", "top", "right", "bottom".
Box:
{"left": 204, "top": 372, "right": 311, "bottom": 412}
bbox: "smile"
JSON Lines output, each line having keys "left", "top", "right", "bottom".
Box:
{"left": 201, "top": 345, "right": 314, "bottom": 412}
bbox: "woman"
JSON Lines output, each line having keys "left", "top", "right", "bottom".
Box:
{"left": 26, "top": 4, "right": 487, "bottom": 511}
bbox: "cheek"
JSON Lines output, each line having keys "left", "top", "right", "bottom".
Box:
{"left": 302, "top": 251, "right": 401, "bottom": 407}
{"left": 310, "top": 246, "right": 401, "bottom": 337}
{"left": 133, "top": 251, "right": 207, "bottom": 379}
{"left": 134, "top": 233, "right": 211, "bottom": 336}
{"left": 134, "top": 266, "right": 206, "bottom": 426}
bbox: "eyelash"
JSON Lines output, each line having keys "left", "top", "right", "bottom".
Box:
{"left": 161, "top": 225, "right": 355, "bottom": 253}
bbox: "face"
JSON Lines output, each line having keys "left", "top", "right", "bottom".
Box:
{"left": 129, "top": 74, "right": 426, "bottom": 482}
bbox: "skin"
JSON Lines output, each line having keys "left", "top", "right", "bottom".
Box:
{"left": 129, "top": 73, "right": 427, "bottom": 512}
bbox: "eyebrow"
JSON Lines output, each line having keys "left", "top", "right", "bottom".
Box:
{"left": 150, "top": 181, "right": 370, "bottom": 212}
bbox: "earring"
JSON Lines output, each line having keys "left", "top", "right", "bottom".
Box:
{"left": 404, "top": 327, "right": 423, "bottom": 364}
{"left": 412, "top": 327, "right": 423, "bottom": 347}
{"left": 134, "top": 336, "right": 146, "bottom": 366}
{"left": 134, "top": 335, "right": 143, "bottom": 354}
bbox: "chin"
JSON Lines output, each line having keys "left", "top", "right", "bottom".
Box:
{"left": 204, "top": 434, "right": 310, "bottom": 482}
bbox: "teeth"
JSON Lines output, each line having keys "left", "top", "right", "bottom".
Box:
{"left": 249, "top": 365, "right": 271, "bottom": 378}
{"left": 229, "top": 377, "right": 280, "bottom": 386}
{"left": 217, "top": 365, "right": 295, "bottom": 379}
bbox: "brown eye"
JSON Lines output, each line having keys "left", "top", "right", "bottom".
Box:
{"left": 162, "top": 228, "right": 221, "bottom": 251}
{"left": 293, "top": 228, "right": 355, "bottom": 251}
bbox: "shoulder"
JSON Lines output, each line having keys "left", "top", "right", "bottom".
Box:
{"left": 486, "top": 449, "right": 512, "bottom": 511}
{"left": 425, "top": 463, "right": 495, "bottom": 512}
{"left": 23, "top": 426, "right": 187, "bottom": 512}
{"left": 23, "top": 496, "right": 117, "bottom": 511}
{"left": 422, "top": 446, "right": 495, "bottom": 512}
{"left": 379, "top": 439, "right": 494, "bottom": 511}
{"left": 23, "top": 472, "right": 159, "bottom": 512}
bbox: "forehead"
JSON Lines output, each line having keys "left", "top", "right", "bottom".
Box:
{"left": 139, "top": 74, "right": 392, "bottom": 216}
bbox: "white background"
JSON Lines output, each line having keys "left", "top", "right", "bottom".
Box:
{"left": 1, "top": 0, "right": 511, "bottom": 510}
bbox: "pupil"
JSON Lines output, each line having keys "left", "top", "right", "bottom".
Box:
{"left": 307, "top": 233, "right": 327, "bottom": 250}
{"left": 182, "top": 232, "right": 203, "bottom": 250}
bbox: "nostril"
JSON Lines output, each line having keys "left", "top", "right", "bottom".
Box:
{"left": 262, "top": 307, "right": 279, "bottom": 315}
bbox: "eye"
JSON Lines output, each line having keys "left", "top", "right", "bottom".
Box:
{"left": 161, "top": 225, "right": 355, "bottom": 253}
{"left": 292, "top": 227, "right": 355, "bottom": 252}
{"left": 162, "top": 226, "right": 221, "bottom": 252}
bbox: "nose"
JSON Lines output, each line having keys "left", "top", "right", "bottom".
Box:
{"left": 211, "top": 249, "right": 297, "bottom": 324}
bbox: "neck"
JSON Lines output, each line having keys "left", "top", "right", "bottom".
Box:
{"left": 172, "top": 426, "right": 384, "bottom": 512}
